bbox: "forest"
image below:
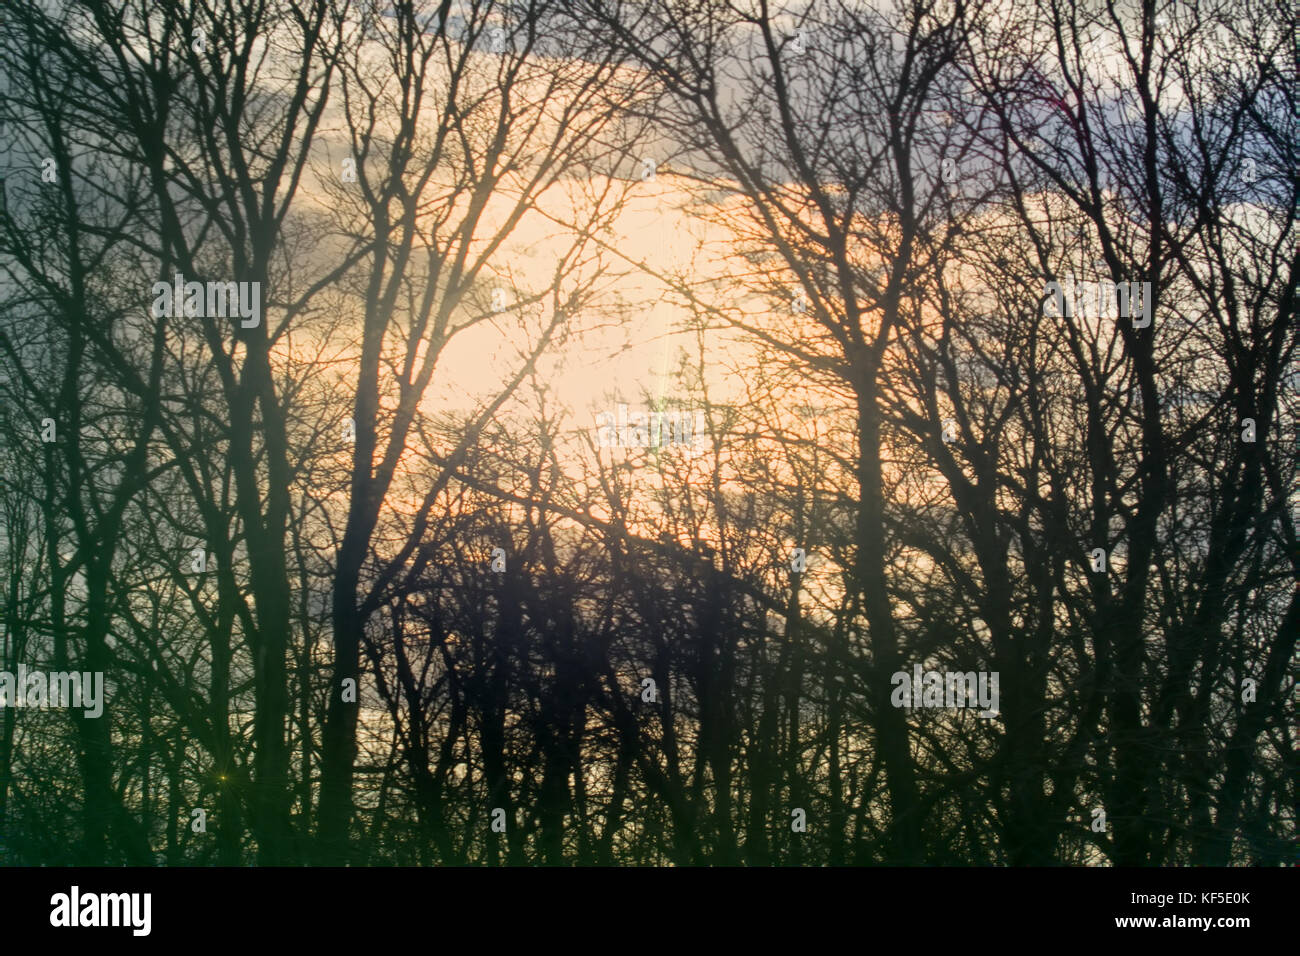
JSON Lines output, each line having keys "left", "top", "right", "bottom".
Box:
{"left": 0, "top": 0, "right": 1294, "bottom": 866}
